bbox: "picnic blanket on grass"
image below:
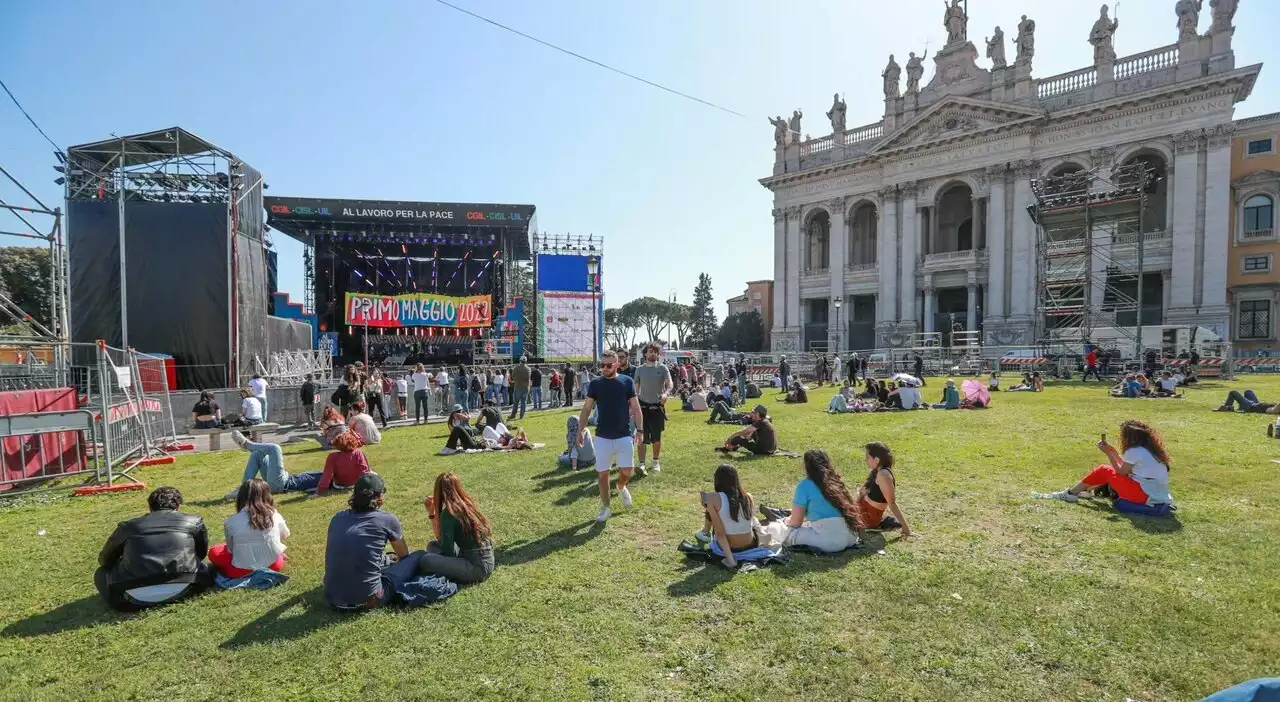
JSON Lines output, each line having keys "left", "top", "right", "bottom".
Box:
{"left": 676, "top": 539, "right": 790, "bottom": 569}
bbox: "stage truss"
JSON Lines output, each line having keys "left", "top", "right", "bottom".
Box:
{"left": 0, "top": 163, "right": 68, "bottom": 367}
{"left": 1031, "top": 161, "right": 1155, "bottom": 353}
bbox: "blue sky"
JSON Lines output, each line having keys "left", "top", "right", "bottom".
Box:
{"left": 3, "top": 0, "right": 1278, "bottom": 322}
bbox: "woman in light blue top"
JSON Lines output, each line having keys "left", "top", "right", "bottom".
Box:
{"left": 760, "top": 449, "right": 860, "bottom": 553}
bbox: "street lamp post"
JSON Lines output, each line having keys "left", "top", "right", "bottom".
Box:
{"left": 833, "top": 296, "right": 843, "bottom": 354}
{"left": 587, "top": 256, "right": 600, "bottom": 363}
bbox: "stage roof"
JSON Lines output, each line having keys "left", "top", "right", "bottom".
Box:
{"left": 265, "top": 196, "right": 536, "bottom": 259}
{"left": 67, "top": 127, "right": 231, "bottom": 168}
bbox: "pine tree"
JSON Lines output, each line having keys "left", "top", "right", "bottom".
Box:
{"left": 688, "top": 273, "right": 717, "bottom": 348}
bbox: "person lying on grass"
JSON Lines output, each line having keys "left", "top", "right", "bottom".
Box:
{"left": 226, "top": 429, "right": 339, "bottom": 498}
{"left": 323, "top": 474, "right": 425, "bottom": 611}
{"left": 481, "top": 422, "right": 531, "bottom": 450}
{"left": 1215, "top": 389, "right": 1280, "bottom": 414}
{"left": 347, "top": 401, "right": 381, "bottom": 446}
{"left": 1038, "top": 419, "right": 1173, "bottom": 509}
{"left": 856, "top": 442, "right": 912, "bottom": 536}
{"left": 558, "top": 415, "right": 596, "bottom": 469}
{"left": 709, "top": 396, "right": 747, "bottom": 423}
{"left": 209, "top": 478, "right": 289, "bottom": 579}
{"left": 717, "top": 404, "right": 777, "bottom": 456}
{"left": 315, "top": 430, "right": 372, "bottom": 498}
{"left": 758, "top": 449, "right": 861, "bottom": 553}
{"left": 694, "top": 464, "right": 761, "bottom": 569}
{"left": 95, "top": 486, "right": 212, "bottom": 612}
{"left": 420, "top": 472, "right": 495, "bottom": 585}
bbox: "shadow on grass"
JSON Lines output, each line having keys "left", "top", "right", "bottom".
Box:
{"left": 220, "top": 587, "right": 342, "bottom": 649}
{"left": 666, "top": 531, "right": 888, "bottom": 597}
{"left": 1080, "top": 500, "right": 1183, "bottom": 533}
{"left": 1, "top": 595, "right": 125, "bottom": 637}
{"left": 532, "top": 466, "right": 649, "bottom": 507}
{"left": 494, "top": 520, "right": 605, "bottom": 567}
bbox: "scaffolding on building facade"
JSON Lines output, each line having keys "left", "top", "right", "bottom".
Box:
{"left": 1031, "top": 161, "right": 1156, "bottom": 357}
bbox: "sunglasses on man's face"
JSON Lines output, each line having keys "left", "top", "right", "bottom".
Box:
{"left": 601, "top": 363, "right": 617, "bottom": 369}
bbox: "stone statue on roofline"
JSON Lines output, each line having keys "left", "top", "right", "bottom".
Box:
{"left": 905, "top": 52, "right": 924, "bottom": 94}
{"left": 788, "top": 110, "right": 803, "bottom": 142}
{"left": 769, "top": 115, "right": 788, "bottom": 148}
{"left": 826, "top": 93, "right": 847, "bottom": 134}
{"left": 1176, "top": 0, "right": 1202, "bottom": 41}
{"left": 883, "top": 54, "right": 902, "bottom": 99}
{"left": 986, "top": 26, "right": 1007, "bottom": 68}
{"left": 1016, "top": 15, "right": 1036, "bottom": 64}
{"left": 1089, "top": 4, "right": 1119, "bottom": 64}
{"left": 942, "top": 0, "right": 967, "bottom": 43}
{"left": 1209, "top": 0, "right": 1237, "bottom": 33}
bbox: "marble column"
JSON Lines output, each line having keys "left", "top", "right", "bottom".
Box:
{"left": 828, "top": 197, "right": 848, "bottom": 348}
{"left": 785, "top": 206, "right": 803, "bottom": 330}
{"left": 985, "top": 165, "right": 1008, "bottom": 321}
{"left": 771, "top": 208, "right": 786, "bottom": 336}
{"left": 1009, "top": 160, "right": 1038, "bottom": 319}
{"left": 1202, "top": 125, "right": 1234, "bottom": 311}
{"left": 877, "top": 187, "right": 899, "bottom": 325}
{"left": 1170, "top": 130, "right": 1202, "bottom": 311}
{"left": 923, "top": 284, "right": 936, "bottom": 333}
{"left": 899, "top": 183, "right": 919, "bottom": 330}
{"left": 966, "top": 282, "right": 978, "bottom": 330}
{"left": 970, "top": 195, "right": 981, "bottom": 250}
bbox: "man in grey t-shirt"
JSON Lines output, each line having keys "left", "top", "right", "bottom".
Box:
{"left": 634, "top": 342, "right": 672, "bottom": 475}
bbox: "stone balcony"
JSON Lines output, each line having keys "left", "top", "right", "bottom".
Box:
{"left": 918, "top": 249, "right": 988, "bottom": 273}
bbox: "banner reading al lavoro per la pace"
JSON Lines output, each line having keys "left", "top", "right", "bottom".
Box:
{"left": 344, "top": 292, "right": 492, "bottom": 328}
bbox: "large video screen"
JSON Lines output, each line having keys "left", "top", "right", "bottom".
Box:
{"left": 536, "top": 253, "right": 600, "bottom": 293}
{"left": 538, "top": 291, "right": 603, "bottom": 362}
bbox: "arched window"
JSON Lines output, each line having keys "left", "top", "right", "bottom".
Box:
{"left": 1244, "top": 194, "right": 1274, "bottom": 237}
{"left": 1044, "top": 163, "right": 1087, "bottom": 196}
{"left": 805, "top": 211, "right": 830, "bottom": 270}
{"left": 848, "top": 203, "right": 878, "bottom": 266}
{"left": 1119, "top": 153, "right": 1168, "bottom": 233}
{"left": 936, "top": 183, "right": 974, "bottom": 253}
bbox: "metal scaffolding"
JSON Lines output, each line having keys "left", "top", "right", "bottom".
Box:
{"left": 0, "top": 163, "right": 68, "bottom": 367}
{"left": 1031, "top": 161, "right": 1155, "bottom": 355}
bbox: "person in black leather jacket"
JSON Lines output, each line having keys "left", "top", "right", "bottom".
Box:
{"left": 94, "top": 487, "right": 213, "bottom": 611}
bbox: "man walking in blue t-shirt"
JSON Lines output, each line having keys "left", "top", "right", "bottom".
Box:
{"left": 578, "top": 350, "right": 643, "bottom": 523}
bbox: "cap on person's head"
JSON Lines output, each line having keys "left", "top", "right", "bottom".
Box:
{"left": 354, "top": 473, "right": 386, "bottom": 496}
{"left": 752, "top": 403, "right": 769, "bottom": 419}
{"left": 451, "top": 403, "right": 464, "bottom": 413}
{"left": 946, "top": 379, "right": 955, "bottom": 387}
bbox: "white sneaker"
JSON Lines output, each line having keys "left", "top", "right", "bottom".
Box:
{"left": 231, "top": 430, "right": 250, "bottom": 450}
{"left": 596, "top": 506, "right": 612, "bottom": 522}
{"left": 636, "top": 463, "right": 648, "bottom": 476}
{"left": 438, "top": 447, "right": 456, "bottom": 456}
{"left": 619, "top": 486, "right": 633, "bottom": 508}
{"left": 1034, "top": 489, "right": 1078, "bottom": 503}
{"left": 651, "top": 460, "right": 662, "bottom": 473}
{"left": 694, "top": 530, "right": 711, "bottom": 544}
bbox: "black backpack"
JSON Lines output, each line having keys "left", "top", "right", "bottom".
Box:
{"left": 470, "top": 375, "right": 483, "bottom": 393}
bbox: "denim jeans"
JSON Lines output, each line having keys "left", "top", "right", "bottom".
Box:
{"left": 240, "top": 441, "right": 290, "bottom": 492}
{"left": 509, "top": 388, "right": 528, "bottom": 419}
{"left": 256, "top": 397, "right": 268, "bottom": 422}
{"left": 737, "top": 375, "right": 747, "bottom": 401}
{"left": 531, "top": 386, "right": 543, "bottom": 409}
{"left": 288, "top": 470, "right": 324, "bottom": 493}
{"left": 469, "top": 391, "right": 481, "bottom": 410}
{"left": 419, "top": 540, "right": 495, "bottom": 585}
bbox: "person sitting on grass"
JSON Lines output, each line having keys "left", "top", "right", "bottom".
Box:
{"left": 239, "top": 388, "right": 264, "bottom": 426}
{"left": 856, "top": 442, "right": 912, "bottom": 536}
{"left": 323, "top": 474, "right": 426, "bottom": 611}
{"left": 440, "top": 405, "right": 483, "bottom": 455}
{"left": 1037, "top": 420, "right": 1173, "bottom": 512}
{"left": 988, "top": 371, "right": 1001, "bottom": 391}
{"left": 694, "top": 464, "right": 760, "bottom": 569}
{"left": 558, "top": 415, "right": 596, "bottom": 469}
{"left": 474, "top": 399, "right": 504, "bottom": 432}
{"left": 347, "top": 401, "right": 382, "bottom": 446}
{"left": 1009, "top": 372, "right": 1033, "bottom": 391}
{"left": 718, "top": 404, "right": 777, "bottom": 456}
{"left": 932, "top": 379, "right": 961, "bottom": 409}
{"left": 685, "top": 387, "right": 709, "bottom": 411}
{"left": 420, "top": 472, "right": 496, "bottom": 585}
{"left": 316, "top": 431, "right": 372, "bottom": 497}
{"left": 758, "top": 449, "right": 861, "bottom": 553}
{"left": 784, "top": 377, "right": 809, "bottom": 404}
{"left": 1154, "top": 370, "right": 1182, "bottom": 397}
{"left": 1111, "top": 373, "right": 1139, "bottom": 398}
{"left": 316, "top": 406, "right": 347, "bottom": 450}
{"left": 208, "top": 478, "right": 289, "bottom": 579}
{"left": 192, "top": 390, "right": 222, "bottom": 429}
{"left": 858, "top": 377, "right": 878, "bottom": 399}
{"left": 95, "top": 487, "right": 212, "bottom": 612}
{"left": 1215, "top": 388, "right": 1280, "bottom": 414}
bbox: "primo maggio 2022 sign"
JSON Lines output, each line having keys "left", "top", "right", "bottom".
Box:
{"left": 345, "top": 292, "right": 492, "bottom": 329}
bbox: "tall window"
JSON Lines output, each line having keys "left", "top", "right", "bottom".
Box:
{"left": 1239, "top": 299, "right": 1272, "bottom": 339}
{"left": 1244, "top": 195, "right": 1274, "bottom": 237}
{"left": 806, "top": 211, "right": 831, "bottom": 271}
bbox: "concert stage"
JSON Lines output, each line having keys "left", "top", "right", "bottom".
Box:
{"left": 265, "top": 197, "right": 536, "bottom": 363}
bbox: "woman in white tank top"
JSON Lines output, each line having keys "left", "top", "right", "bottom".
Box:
{"left": 696, "top": 464, "right": 759, "bottom": 568}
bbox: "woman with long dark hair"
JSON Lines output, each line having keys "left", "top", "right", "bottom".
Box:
{"left": 856, "top": 442, "right": 912, "bottom": 536}
{"left": 208, "top": 478, "right": 289, "bottom": 578}
{"left": 695, "top": 464, "right": 759, "bottom": 568}
{"left": 419, "top": 472, "right": 495, "bottom": 584}
{"left": 191, "top": 390, "right": 222, "bottom": 429}
{"left": 761, "top": 449, "right": 860, "bottom": 552}
{"left": 1040, "top": 420, "right": 1174, "bottom": 510}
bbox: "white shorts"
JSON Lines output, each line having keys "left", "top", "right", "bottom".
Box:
{"left": 593, "top": 436, "right": 634, "bottom": 472}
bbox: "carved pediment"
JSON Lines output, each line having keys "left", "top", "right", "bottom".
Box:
{"left": 1233, "top": 169, "right": 1280, "bottom": 188}
{"left": 871, "top": 96, "right": 1046, "bottom": 154}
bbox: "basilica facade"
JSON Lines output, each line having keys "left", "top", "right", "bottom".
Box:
{"left": 762, "top": 0, "right": 1258, "bottom": 353}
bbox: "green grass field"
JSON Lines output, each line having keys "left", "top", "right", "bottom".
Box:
{"left": 2, "top": 377, "right": 1279, "bottom": 701}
